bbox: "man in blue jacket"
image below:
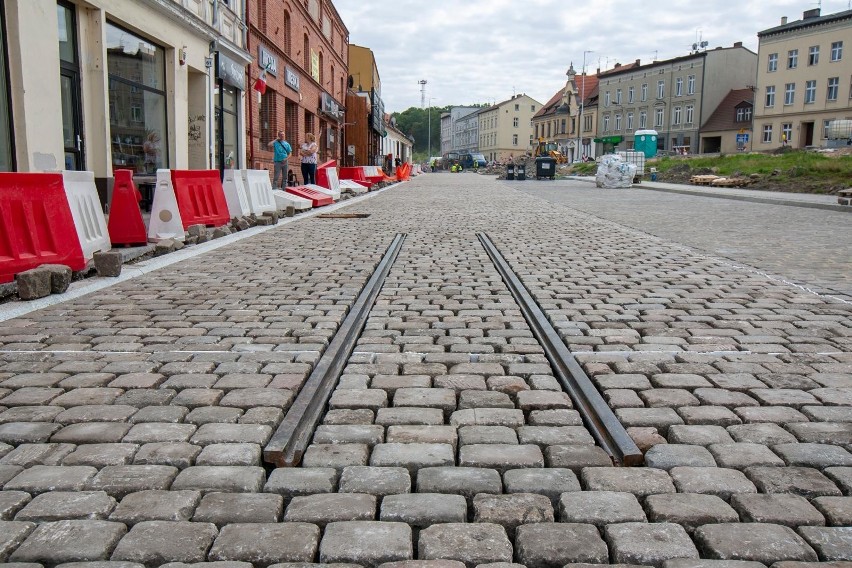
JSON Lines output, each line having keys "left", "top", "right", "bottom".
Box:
{"left": 268, "top": 130, "right": 292, "bottom": 189}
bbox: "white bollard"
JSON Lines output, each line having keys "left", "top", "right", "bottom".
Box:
{"left": 148, "top": 169, "right": 185, "bottom": 242}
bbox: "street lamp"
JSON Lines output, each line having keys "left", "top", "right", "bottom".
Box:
{"left": 576, "top": 50, "right": 593, "bottom": 161}
{"left": 428, "top": 96, "right": 437, "bottom": 160}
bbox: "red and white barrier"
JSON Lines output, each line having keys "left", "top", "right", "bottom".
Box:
{"left": 62, "top": 170, "right": 110, "bottom": 262}
{"left": 148, "top": 169, "right": 185, "bottom": 242}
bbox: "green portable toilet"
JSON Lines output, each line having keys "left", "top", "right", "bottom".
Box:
{"left": 634, "top": 130, "right": 658, "bottom": 158}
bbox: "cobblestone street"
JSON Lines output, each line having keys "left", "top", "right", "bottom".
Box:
{"left": 0, "top": 173, "right": 851, "bottom": 567}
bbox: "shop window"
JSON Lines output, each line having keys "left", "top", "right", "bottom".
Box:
{"left": 216, "top": 83, "right": 239, "bottom": 169}
{"left": 106, "top": 22, "right": 167, "bottom": 173}
{"left": 260, "top": 89, "right": 277, "bottom": 146}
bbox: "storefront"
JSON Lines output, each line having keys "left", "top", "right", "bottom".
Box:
{"left": 106, "top": 21, "right": 168, "bottom": 175}
{"left": 0, "top": 0, "right": 12, "bottom": 172}
{"left": 215, "top": 52, "right": 244, "bottom": 172}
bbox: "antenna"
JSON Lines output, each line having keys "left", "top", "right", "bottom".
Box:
{"left": 418, "top": 79, "right": 427, "bottom": 108}
{"left": 652, "top": 50, "right": 659, "bottom": 61}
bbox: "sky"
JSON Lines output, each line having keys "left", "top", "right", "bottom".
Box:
{"left": 333, "top": 0, "right": 851, "bottom": 113}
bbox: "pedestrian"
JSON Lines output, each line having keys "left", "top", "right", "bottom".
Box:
{"left": 267, "top": 130, "right": 292, "bottom": 189}
{"left": 299, "top": 133, "right": 318, "bottom": 185}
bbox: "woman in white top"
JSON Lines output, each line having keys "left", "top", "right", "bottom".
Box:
{"left": 299, "top": 133, "right": 318, "bottom": 185}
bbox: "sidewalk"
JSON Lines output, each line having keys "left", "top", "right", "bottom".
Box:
{"left": 568, "top": 176, "right": 850, "bottom": 212}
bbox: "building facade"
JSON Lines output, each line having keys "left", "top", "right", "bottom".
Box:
{"left": 454, "top": 108, "right": 480, "bottom": 154}
{"left": 596, "top": 45, "right": 757, "bottom": 154}
{"left": 440, "top": 106, "right": 478, "bottom": 155}
{"left": 754, "top": 8, "right": 852, "bottom": 150}
{"left": 347, "top": 44, "right": 384, "bottom": 167}
{"left": 532, "top": 68, "right": 597, "bottom": 162}
{"left": 699, "top": 89, "right": 755, "bottom": 153}
{"left": 480, "top": 94, "right": 541, "bottom": 162}
{"left": 381, "top": 116, "right": 413, "bottom": 167}
{"left": 1, "top": 0, "right": 249, "bottom": 202}
{"left": 248, "top": 0, "right": 348, "bottom": 177}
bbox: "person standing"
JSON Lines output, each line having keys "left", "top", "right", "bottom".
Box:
{"left": 267, "top": 131, "right": 292, "bottom": 189}
{"left": 299, "top": 132, "right": 318, "bottom": 185}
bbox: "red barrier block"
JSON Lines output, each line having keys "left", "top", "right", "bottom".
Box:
{"left": 339, "top": 167, "right": 372, "bottom": 188}
{"left": 170, "top": 170, "right": 230, "bottom": 229}
{"left": 108, "top": 169, "right": 147, "bottom": 246}
{"left": 286, "top": 185, "right": 333, "bottom": 207}
{"left": 0, "top": 173, "right": 86, "bottom": 283}
{"left": 316, "top": 160, "right": 337, "bottom": 191}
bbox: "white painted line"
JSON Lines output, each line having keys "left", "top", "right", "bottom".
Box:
{"left": 0, "top": 183, "right": 402, "bottom": 323}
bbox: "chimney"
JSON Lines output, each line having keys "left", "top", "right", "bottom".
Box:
{"left": 781, "top": 16, "right": 788, "bottom": 24}
{"left": 635, "top": 59, "right": 640, "bottom": 66}
{"left": 614, "top": 62, "right": 621, "bottom": 68}
{"left": 803, "top": 8, "right": 820, "bottom": 19}
{"left": 734, "top": 41, "right": 743, "bottom": 48}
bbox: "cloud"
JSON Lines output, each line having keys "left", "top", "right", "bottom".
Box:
{"left": 333, "top": 0, "right": 849, "bottom": 112}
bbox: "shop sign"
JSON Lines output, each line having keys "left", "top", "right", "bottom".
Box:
{"left": 370, "top": 89, "right": 385, "bottom": 134}
{"left": 320, "top": 92, "right": 341, "bottom": 121}
{"left": 285, "top": 66, "right": 300, "bottom": 91}
{"left": 217, "top": 52, "right": 245, "bottom": 90}
{"left": 310, "top": 50, "right": 320, "bottom": 82}
{"left": 258, "top": 46, "right": 277, "bottom": 76}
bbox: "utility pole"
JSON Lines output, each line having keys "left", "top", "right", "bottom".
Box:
{"left": 577, "top": 50, "right": 593, "bottom": 161}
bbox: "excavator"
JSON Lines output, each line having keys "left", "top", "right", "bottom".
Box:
{"left": 534, "top": 138, "right": 568, "bottom": 163}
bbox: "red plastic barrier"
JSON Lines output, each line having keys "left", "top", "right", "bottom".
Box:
{"left": 339, "top": 167, "right": 372, "bottom": 188}
{"left": 316, "top": 161, "right": 336, "bottom": 191}
{"left": 286, "top": 185, "right": 333, "bottom": 207}
{"left": 366, "top": 168, "right": 386, "bottom": 185}
{"left": 395, "top": 163, "right": 411, "bottom": 181}
{"left": 108, "top": 170, "right": 147, "bottom": 246}
{"left": 0, "top": 173, "right": 86, "bottom": 283}
{"left": 170, "top": 170, "right": 230, "bottom": 229}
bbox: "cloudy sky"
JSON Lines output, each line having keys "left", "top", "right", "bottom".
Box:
{"left": 333, "top": 0, "right": 851, "bottom": 113}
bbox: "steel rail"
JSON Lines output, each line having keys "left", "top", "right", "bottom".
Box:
{"left": 477, "top": 233, "right": 643, "bottom": 466}
{"left": 264, "top": 233, "right": 407, "bottom": 467}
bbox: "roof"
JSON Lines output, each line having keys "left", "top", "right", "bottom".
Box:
{"left": 701, "top": 88, "right": 754, "bottom": 132}
{"left": 532, "top": 74, "right": 599, "bottom": 119}
{"left": 759, "top": 8, "right": 852, "bottom": 37}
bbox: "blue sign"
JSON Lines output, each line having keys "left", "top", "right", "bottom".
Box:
{"left": 736, "top": 133, "right": 749, "bottom": 143}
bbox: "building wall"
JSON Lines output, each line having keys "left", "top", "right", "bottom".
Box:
{"left": 754, "top": 12, "right": 852, "bottom": 149}
{"left": 481, "top": 94, "right": 540, "bottom": 161}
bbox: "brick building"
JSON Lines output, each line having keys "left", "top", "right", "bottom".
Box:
{"left": 247, "top": 0, "right": 348, "bottom": 181}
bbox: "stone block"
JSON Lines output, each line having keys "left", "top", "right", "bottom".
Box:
{"left": 644, "top": 493, "right": 739, "bottom": 531}
{"left": 458, "top": 444, "right": 543, "bottom": 473}
{"left": 52, "top": 423, "right": 132, "bottom": 444}
{"left": 515, "top": 523, "right": 609, "bottom": 567}
{"left": 728, "top": 423, "right": 797, "bottom": 445}
{"left": 192, "top": 492, "right": 283, "bottom": 526}
{"left": 544, "top": 445, "right": 612, "bottom": 470}
{"left": 745, "top": 466, "right": 842, "bottom": 498}
{"left": 170, "top": 465, "right": 265, "bottom": 494}
{"left": 581, "top": 467, "right": 675, "bottom": 497}
{"left": 416, "top": 467, "right": 502, "bottom": 502}
{"left": 195, "top": 443, "right": 262, "bottom": 466}
{"left": 302, "top": 444, "right": 370, "bottom": 470}
{"left": 0, "top": 521, "right": 36, "bottom": 562}
{"left": 40, "top": 264, "right": 72, "bottom": 293}
{"left": 668, "top": 425, "right": 734, "bottom": 445}
{"left": 14, "top": 491, "right": 116, "bottom": 522}
{"left": 320, "top": 521, "right": 413, "bottom": 567}
{"left": 605, "top": 522, "right": 699, "bottom": 567}
{"left": 449, "top": 409, "right": 524, "bottom": 428}
{"left": 773, "top": 443, "right": 852, "bottom": 469}
{"left": 458, "top": 426, "right": 517, "bottom": 446}
{"left": 132, "top": 442, "right": 201, "bottom": 469}
{"left": 375, "top": 408, "right": 444, "bottom": 426}
{"left": 0, "top": 423, "right": 63, "bottom": 445}
{"left": 209, "top": 522, "right": 320, "bottom": 565}
{"left": 338, "top": 466, "right": 411, "bottom": 496}
{"left": 380, "top": 493, "right": 467, "bottom": 528}
{"left": 15, "top": 268, "right": 52, "bottom": 300}
{"left": 110, "top": 520, "right": 218, "bottom": 565}
{"left": 730, "top": 494, "right": 826, "bottom": 527}
{"left": 370, "top": 443, "right": 455, "bottom": 473}
{"left": 516, "top": 390, "right": 572, "bottom": 411}
{"left": 644, "top": 444, "right": 717, "bottom": 470}
{"left": 284, "top": 493, "right": 376, "bottom": 526}
{"left": 707, "top": 443, "right": 785, "bottom": 469}
{"left": 108, "top": 490, "right": 201, "bottom": 525}
{"left": 86, "top": 465, "right": 178, "bottom": 498}
{"left": 502, "top": 468, "right": 580, "bottom": 506}
{"left": 314, "top": 425, "right": 384, "bottom": 446}
{"left": 5, "top": 465, "right": 97, "bottom": 494}
{"left": 694, "top": 523, "right": 817, "bottom": 563}
{"left": 457, "top": 391, "right": 514, "bottom": 410}
{"left": 797, "top": 526, "right": 852, "bottom": 561}
{"left": 93, "top": 252, "right": 122, "bottom": 277}
{"left": 472, "top": 493, "right": 553, "bottom": 535}
{"left": 558, "top": 491, "right": 646, "bottom": 525}
{"left": 0, "top": 491, "right": 31, "bottom": 521}
{"left": 418, "top": 523, "right": 512, "bottom": 567}
{"left": 264, "top": 467, "right": 338, "bottom": 501}
{"left": 812, "top": 496, "right": 852, "bottom": 526}
{"left": 10, "top": 520, "right": 126, "bottom": 564}
{"left": 386, "top": 425, "right": 457, "bottom": 449}
{"left": 669, "top": 466, "right": 757, "bottom": 499}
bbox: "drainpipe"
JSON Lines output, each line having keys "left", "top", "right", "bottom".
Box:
{"left": 245, "top": 0, "right": 254, "bottom": 167}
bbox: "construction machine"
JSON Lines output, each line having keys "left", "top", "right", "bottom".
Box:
{"left": 534, "top": 138, "right": 568, "bottom": 163}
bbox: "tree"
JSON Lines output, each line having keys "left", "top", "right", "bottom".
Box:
{"left": 392, "top": 105, "right": 449, "bottom": 159}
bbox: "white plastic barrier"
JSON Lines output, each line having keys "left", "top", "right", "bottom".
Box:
{"left": 303, "top": 184, "right": 338, "bottom": 201}
{"left": 148, "top": 169, "right": 185, "bottom": 242}
{"left": 240, "top": 169, "right": 277, "bottom": 215}
{"left": 363, "top": 165, "right": 383, "bottom": 178}
{"left": 271, "top": 189, "right": 312, "bottom": 211}
{"left": 319, "top": 167, "right": 342, "bottom": 200}
{"left": 222, "top": 169, "right": 251, "bottom": 218}
{"left": 62, "top": 170, "right": 111, "bottom": 262}
{"left": 338, "top": 179, "right": 368, "bottom": 194}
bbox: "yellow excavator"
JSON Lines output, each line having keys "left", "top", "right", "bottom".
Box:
{"left": 534, "top": 138, "right": 568, "bottom": 163}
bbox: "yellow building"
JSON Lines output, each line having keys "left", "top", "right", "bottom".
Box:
{"left": 478, "top": 94, "right": 541, "bottom": 162}
{"left": 754, "top": 8, "right": 852, "bottom": 149}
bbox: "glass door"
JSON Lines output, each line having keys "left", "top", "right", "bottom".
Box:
{"left": 58, "top": 1, "right": 83, "bottom": 170}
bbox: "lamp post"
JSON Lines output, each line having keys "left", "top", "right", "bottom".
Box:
{"left": 427, "top": 96, "right": 437, "bottom": 160}
{"left": 576, "top": 50, "right": 593, "bottom": 161}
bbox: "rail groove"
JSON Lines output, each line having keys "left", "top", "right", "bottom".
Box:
{"left": 477, "top": 232, "right": 643, "bottom": 466}
{"left": 263, "top": 233, "right": 407, "bottom": 467}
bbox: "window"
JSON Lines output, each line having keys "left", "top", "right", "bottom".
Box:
{"left": 260, "top": 88, "right": 277, "bottom": 144}
{"left": 672, "top": 106, "right": 681, "bottom": 125}
{"left": 106, "top": 22, "right": 168, "bottom": 172}
{"left": 763, "top": 124, "right": 772, "bottom": 143}
{"left": 784, "top": 83, "right": 795, "bottom": 105}
{"left": 808, "top": 46, "right": 819, "bottom": 66}
{"left": 514, "top": 103, "right": 519, "bottom": 111}
{"left": 639, "top": 111, "right": 647, "bottom": 129}
{"left": 604, "top": 91, "right": 610, "bottom": 106}
{"left": 687, "top": 74, "right": 695, "bottom": 95}
{"left": 831, "top": 41, "right": 843, "bottom": 61}
{"left": 685, "top": 104, "right": 694, "bottom": 124}
{"left": 513, "top": 117, "right": 519, "bottom": 128}
{"left": 603, "top": 115, "right": 610, "bottom": 132}
{"left": 284, "top": 12, "right": 292, "bottom": 55}
{"left": 303, "top": 34, "right": 309, "bottom": 69}
{"left": 616, "top": 89, "right": 622, "bottom": 104}
{"left": 654, "top": 107, "right": 664, "bottom": 127}
{"left": 641, "top": 83, "right": 648, "bottom": 101}
{"left": 627, "top": 112, "right": 634, "bottom": 130}
{"left": 560, "top": 118, "right": 566, "bottom": 134}
{"left": 628, "top": 86, "right": 634, "bottom": 103}
{"left": 823, "top": 119, "right": 832, "bottom": 138}
{"left": 531, "top": 105, "right": 536, "bottom": 112}
{"left": 805, "top": 80, "right": 816, "bottom": 103}
{"left": 788, "top": 49, "right": 798, "bottom": 68}
{"left": 534, "top": 124, "right": 539, "bottom": 138}
{"left": 827, "top": 77, "right": 839, "bottom": 100}
{"left": 512, "top": 134, "right": 518, "bottom": 146}
{"left": 675, "top": 77, "right": 683, "bottom": 96}
{"left": 768, "top": 53, "right": 778, "bottom": 72}
{"left": 782, "top": 123, "right": 792, "bottom": 143}
{"left": 615, "top": 114, "right": 622, "bottom": 131}
{"left": 657, "top": 80, "right": 665, "bottom": 98}
{"left": 765, "top": 86, "right": 775, "bottom": 107}
{"left": 584, "top": 114, "right": 592, "bottom": 132}
{"left": 735, "top": 106, "right": 752, "bottom": 122}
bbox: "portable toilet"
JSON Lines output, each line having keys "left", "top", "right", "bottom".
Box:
{"left": 634, "top": 130, "right": 658, "bottom": 158}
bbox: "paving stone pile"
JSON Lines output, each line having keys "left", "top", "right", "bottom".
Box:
{"left": 0, "top": 174, "right": 849, "bottom": 567}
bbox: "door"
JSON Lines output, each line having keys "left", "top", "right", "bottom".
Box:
{"left": 58, "top": 1, "right": 83, "bottom": 170}
{"left": 802, "top": 122, "right": 814, "bottom": 148}
{"left": 60, "top": 70, "right": 83, "bottom": 170}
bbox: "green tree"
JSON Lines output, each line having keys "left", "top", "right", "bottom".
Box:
{"left": 392, "top": 106, "right": 449, "bottom": 160}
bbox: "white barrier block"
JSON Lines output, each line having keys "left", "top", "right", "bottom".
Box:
{"left": 364, "top": 166, "right": 382, "bottom": 178}
{"left": 222, "top": 169, "right": 251, "bottom": 217}
{"left": 62, "top": 170, "right": 110, "bottom": 261}
{"left": 241, "top": 169, "right": 277, "bottom": 215}
{"left": 271, "top": 189, "right": 312, "bottom": 211}
{"left": 148, "top": 169, "right": 185, "bottom": 242}
{"left": 321, "top": 167, "right": 342, "bottom": 200}
{"left": 338, "top": 180, "right": 368, "bottom": 194}
{"left": 303, "top": 184, "right": 338, "bottom": 201}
